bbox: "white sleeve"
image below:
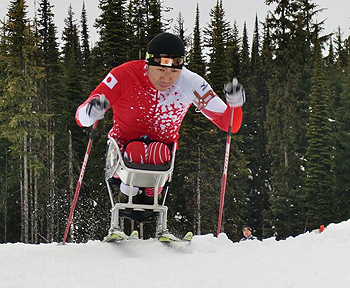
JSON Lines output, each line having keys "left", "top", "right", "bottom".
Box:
{"left": 183, "top": 68, "right": 226, "bottom": 114}
{"left": 75, "top": 102, "right": 94, "bottom": 127}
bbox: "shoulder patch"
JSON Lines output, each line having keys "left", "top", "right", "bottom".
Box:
{"left": 103, "top": 73, "right": 118, "bottom": 89}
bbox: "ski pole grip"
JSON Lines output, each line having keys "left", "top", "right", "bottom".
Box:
{"left": 225, "top": 78, "right": 238, "bottom": 94}
{"left": 99, "top": 94, "right": 105, "bottom": 109}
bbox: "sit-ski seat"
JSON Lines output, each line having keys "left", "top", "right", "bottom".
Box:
{"left": 105, "top": 137, "right": 177, "bottom": 236}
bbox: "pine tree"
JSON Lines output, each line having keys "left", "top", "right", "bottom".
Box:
{"left": 334, "top": 27, "right": 348, "bottom": 68}
{"left": 238, "top": 15, "right": 271, "bottom": 238}
{"left": 35, "top": 0, "right": 64, "bottom": 243}
{"left": 95, "top": 0, "right": 128, "bottom": 72}
{"left": 263, "top": 0, "right": 313, "bottom": 239}
{"left": 126, "top": 0, "right": 148, "bottom": 60}
{"left": 239, "top": 22, "right": 250, "bottom": 84}
{"left": 58, "top": 4, "right": 87, "bottom": 242}
{"left": 0, "top": 21, "right": 11, "bottom": 242}
{"left": 226, "top": 21, "right": 240, "bottom": 78}
{"left": 0, "top": 0, "right": 48, "bottom": 243}
{"left": 80, "top": 1, "right": 91, "bottom": 76}
{"left": 204, "top": 0, "right": 231, "bottom": 92}
{"left": 305, "top": 37, "right": 335, "bottom": 230}
{"left": 146, "top": 0, "right": 163, "bottom": 40}
{"left": 334, "top": 46, "right": 350, "bottom": 222}
{"left": 187, "top": 4, "right": 205, "bottom": 78}
{"left": 172, "top": 12, "right": 190, "bottom": 52}
{"left": 198, "top": 0, "right": 248, "bottom": 238}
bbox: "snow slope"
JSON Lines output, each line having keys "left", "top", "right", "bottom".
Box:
{"left": 1, "top": 220, "right": 350, "bottom": 288}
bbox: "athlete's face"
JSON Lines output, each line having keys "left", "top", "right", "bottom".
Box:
{"left": 147, "top": 65, "right": 182, "bottom": 91}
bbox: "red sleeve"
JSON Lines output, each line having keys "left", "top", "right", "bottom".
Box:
{"left": 84, "top": 66, "right": 123, "bottom": 106}
{"left": 201, "top": 106, "right": 243, "bottom": 133}
{"left": 75, "top": 62, "right": 134, "bottom": 127}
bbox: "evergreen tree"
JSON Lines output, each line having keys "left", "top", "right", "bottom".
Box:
{"left": 334, "top": 47, "right": 350, "bottom": 222}
{"left": 172, "top": 12, "right": 190, "bottom": 52}
{"left": 146, "top": 0, "right": 163, "bottom": 40}
{"left": 200, "top": 0, "right": 248, "bottom": 239}
{"left": 187, "top": 4, "right": 205, "bottom": 78}
{"left": 80, "top": 1, "right": 91, "bottom": 76}
{"left": 226, "top": 21, "right": 240, "bottom": 78}
{"left": 305, "top": 37, "right": 335, "bottom": 229}
{"left": 126, "top": 0, "right": 148, "bottom": 60}
{"left": 258, "top": 20, "right": 273, "bottom": 237}
{"left": 58, "top": 4, "right": 88, "bottom": 242}
{"left": 204, "top": 0, "right": 231, "bottom": 92}
{"left": 0, "top": 22, "right": 11, "bottom": 242}
{"left": 0, "top": 0, "right": 48, "bottom": 243}
{"left": 239, "top": 22, "right": 250, "bottom": 84}
{"left": 95, "top": 0, "right": 128, "bottom": 72}
{"left": 334, "top": 27, "right": 348, "bottom": 68}
{"left": 239, "top": 15, "right": 271, "bottom": 238}
{"left": 36, "top": 0, "right": 63, "bottom": 243}
{"left": 263, "top": 0, "right": 313, "bottom": 239}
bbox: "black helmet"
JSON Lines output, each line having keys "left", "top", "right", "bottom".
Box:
{"left": 147, "top": 32, "right": 185, "bottom": 56}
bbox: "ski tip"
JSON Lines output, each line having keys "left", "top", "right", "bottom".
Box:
{"left": 158, "top": 232, "right": 193, "bottom": 243}
{"left": 103, "top": 230, "right": 128, "bottom": 243}
{"left": 129, "top": 230, "right": 139, "bottom": 240}
{"left": 182, "top": 232, "right": 193, "bottom": 242}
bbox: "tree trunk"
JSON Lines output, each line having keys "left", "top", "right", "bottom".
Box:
{"left": 50, "top": 134, "right": 55, "bottom": 242}
{"left": 20, "top": 158, "right": 23, "bottom": 242}
{"left": 23, "top": 135, "right": 29, "bottom": 243}
{"left": 3, "top": 148, "right": 9, "bottom": 242}
{"left": 29, "top": 138, "right": 33, "bottom": 243}
{"left": 68, "top": 129, "right": 74, "bottom": 242}
{"left": 34, "top": 163, "right": 38, "bottom": 244}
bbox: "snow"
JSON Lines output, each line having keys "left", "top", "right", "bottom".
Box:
{"left": 1, "top": 220, "right": 350, "bottom": 288}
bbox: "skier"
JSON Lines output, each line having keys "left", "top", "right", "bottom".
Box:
{"left": 75, "top": 32, "right": 245, "bottom": 240}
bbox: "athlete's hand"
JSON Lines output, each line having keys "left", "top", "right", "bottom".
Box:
{"left": 224, "top": 78, "right": 246, "bottom": 107}
{"left": 86, "top": 94, "right": 110, "bottom": 121}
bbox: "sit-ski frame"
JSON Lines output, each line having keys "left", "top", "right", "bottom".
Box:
{"left": 105, "top": 138, "right": 177, "bottom": 236}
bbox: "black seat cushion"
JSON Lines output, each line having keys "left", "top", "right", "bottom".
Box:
{"left": 119, "top": 209, "right": 157, "bottom": 223}
{"left": 123, "top": 156, "right": 172, "bottom": 171}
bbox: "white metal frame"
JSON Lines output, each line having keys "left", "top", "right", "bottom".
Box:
{"left": 105, "top": 138, "right": 177, "bottom": 236}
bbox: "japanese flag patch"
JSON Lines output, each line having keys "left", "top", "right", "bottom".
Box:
{"left": 103, "top": 73, "right": 118, "bottom": 89}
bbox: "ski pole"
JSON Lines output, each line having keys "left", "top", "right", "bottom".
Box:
{"left": 62, "top": 120, "right": 98, "bottom": 244}
{"left": 217, "top": 79, "right": 237, "bottom": 237}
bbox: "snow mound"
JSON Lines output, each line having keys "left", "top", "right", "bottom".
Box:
{"left": 1, "top": 220, "right": 350, "bottom": 288}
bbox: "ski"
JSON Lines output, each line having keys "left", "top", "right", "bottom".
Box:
{"left": 103, "top": 230, "right": 193, "bottom": 245}
{"left": 102, "top": 229, "right": 131, "bottom": 243}
{"left": 158, "top": 231, "right": 193, "bottom": 243}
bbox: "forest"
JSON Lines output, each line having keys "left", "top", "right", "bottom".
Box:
{"left": 0, "top": 0, "right": 349, "bottom": 243}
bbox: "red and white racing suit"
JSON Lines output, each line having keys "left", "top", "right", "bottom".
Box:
{"left": 75, "top": 60, "right": 243, "bottom": 196}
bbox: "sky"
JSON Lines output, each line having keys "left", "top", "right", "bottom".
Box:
{"left": 0, "top": 0, "right": 349, "bottom": 48}
{"left": 1, "top": 219, "right": 350, "bottom": 287}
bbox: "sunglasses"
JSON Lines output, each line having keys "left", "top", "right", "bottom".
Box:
{"left": 146, "top": 52, "right": 185, "bottom": 68}
{"left": 153, "top": 56, "right": 184, "bottom": 66}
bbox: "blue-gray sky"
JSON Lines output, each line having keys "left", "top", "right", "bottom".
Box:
{"left": 1, "top": 0, "right": 349, "bottom": 47}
